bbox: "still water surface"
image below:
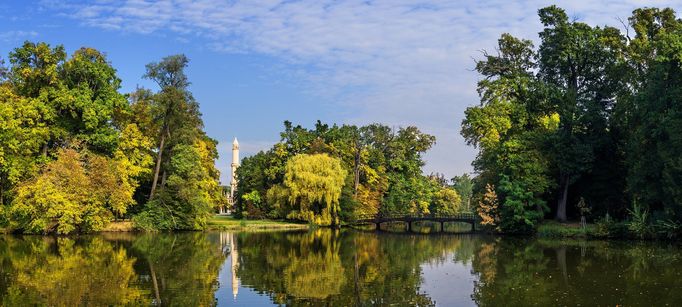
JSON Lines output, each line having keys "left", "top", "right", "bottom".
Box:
{"left": 0, "top": 229, "right": 680, "bottom": 306}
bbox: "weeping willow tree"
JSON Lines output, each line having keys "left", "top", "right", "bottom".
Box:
{"left": 282, "top": 154, "right": 347, "bottom": 226}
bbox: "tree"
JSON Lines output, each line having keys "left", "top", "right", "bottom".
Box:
{"left": 431, "top": 188, "right": 462, "bottom": 215}
{"left": 134, "top": 138, "right": 220, "bottom": 230}
{"left": 498, "top": 175, "right": 546, "bottom": 233}
{"left": 625, "top": 8, "right": 682, "bottom": 219}
{"left": 537, "top": 6, "right": 626, "bottom": 221}
{"left": 477, "top": 184, "right": 500, "bottom": 230}
{"left": 452, "top": 173, "right": 474, "bottom": 211}
{"left": 142, "top": 55, "right": 202, "bottom": 200}
{"left": 282, "top": 154, "right": 347, "bottom": 226}
{"left": 131, "top": 54, "right": 220, "bottom": 230}
{"left": 462, "top": 33, "right": 554, "bottom": 232}
{"left": 0, "top": 83, "right": 50, "bottom": 207}
{"left": 9, "top": 147, "right": 138, "bottom": 234}
{"left": 234, "top": 121, "right": 434, "bottom": 222}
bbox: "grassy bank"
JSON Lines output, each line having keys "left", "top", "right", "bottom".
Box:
{"left": 207, "top": 215, "right": 309, "bottom": 231}
{"left": 537, "top": 221, "right": 599, "bottom": 238}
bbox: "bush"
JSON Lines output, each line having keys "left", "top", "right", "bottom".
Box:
{"left": 594, "top": 214, "right": 629, "bottom": 238}
{"left": 654, "top": 219, "right": 681, "bottom": 239}
{"left": 537, "top": 221, "right": 595, "bottom": 238}
{"left": 627, "top": 202, "right": 653, "bottom": 239}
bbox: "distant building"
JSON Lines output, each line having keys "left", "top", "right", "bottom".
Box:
{"left": 219, "top": 138, "right": 239, "bottom": 214}
{"left": 229, "top": 138, "right": 239, "bottom": 211}
{"left": 218, "top": 185, "right": 230, "bottom": 214}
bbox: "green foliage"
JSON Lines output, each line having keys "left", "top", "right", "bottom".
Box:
{"left": 464, "top": 5, "right": 682, "bottom": 235}
{"left": 135, "top": 140, "right": 218, "bottom": 230}
{"left": 283, "top": 154, "right": 347, "bottom": 226}
{"left": 594, "top": 214, "right": 630, "bottom": 238}
{"left": 536, "top": 221, "right": 595, "bottom": 238}
{"left": 625, "top": 9, "right": 682, "bottom": 221}
{"left": 0, "top": 43, "right": 220, "bottom": 233}
{"left": 627, "top": 202, "right": 652, "bottom": 239}
{"left": 431, "top": 187, "right": 462, "bottom": 215}
{"left": 451, "top": 173, "right": 473, "bottom": 211}
{"left": 235, "top": 121, "right": 436, "bottom": 224}
{"left": 498, "top": 175, "right": 547, "bottom": 233}
{"left": 131, "top": 54, "right": 222, "bottom": 231}
{"left": 462, "top": 32, "right": 554, "bottom": 233}
{"left": 9, "top": 148, "right": 139, "bottom": 234}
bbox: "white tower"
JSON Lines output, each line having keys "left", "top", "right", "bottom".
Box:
{"left": 229, "top": 138, "right": 239, "bottom": 209}
{"left": 231, "top": 233, "right": 239, "bottom": 300}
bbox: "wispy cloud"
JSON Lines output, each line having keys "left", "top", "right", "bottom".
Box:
{"left": 41, "top": 0, "right": 682, "bottom": 177}
{"left": 0, "top": 30, "right": 38, "bottom": 42}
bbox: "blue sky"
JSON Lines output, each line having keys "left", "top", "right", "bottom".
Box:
{"left": 2, "top": 0, "right": 681, "bottom": 183}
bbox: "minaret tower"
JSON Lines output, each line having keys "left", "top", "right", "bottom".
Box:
{"left": 229, "top": 138, "right": 239, "bottom": 209}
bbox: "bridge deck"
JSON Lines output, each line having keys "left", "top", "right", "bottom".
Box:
{"left": 349, "top": 213, "right": 479, "bottom": 224}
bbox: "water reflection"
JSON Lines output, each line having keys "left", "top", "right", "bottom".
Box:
{"left": 0, "top": 231, "right": 681, "bottom": 306}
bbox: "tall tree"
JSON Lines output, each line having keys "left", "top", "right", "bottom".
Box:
{"left": 537, "top": 6, "right": 626, "bottom": 221}
{"left": 462, "top": 33, "right": 554, "bottom": 232}
{"left": 143, "top": 55, "right": 201, "bottom": 200}
{"left": 625, "top": 8, "right": 682, "bottom": 218}
{"left": 452, "top": 173, "right": 474, "bottom": 211}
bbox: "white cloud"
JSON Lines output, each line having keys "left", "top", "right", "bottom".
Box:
{"left": 0, "top": 30, "right": 38, "bottom": 42}
{"left": 42, "top": 0, "right": 682, "bottom": 178}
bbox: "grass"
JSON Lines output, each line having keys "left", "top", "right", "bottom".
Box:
{"left": 102, "top": 221, "right": 135, "bottom": 232}
{"left": 207, "top": 215, "right": 308, "bottom": 231}
{"left": 537, "top": 221, "right": 597, "bottom": 238}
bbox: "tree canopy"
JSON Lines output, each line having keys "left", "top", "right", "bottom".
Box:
{"left": 464, "top": 6, "right": 682, "bottom": 236}
{"left": 234, "top": 121, "right": 463, "bottom": 225}
{"left": 0, "top": 42, "right": 221, "bottom": 233}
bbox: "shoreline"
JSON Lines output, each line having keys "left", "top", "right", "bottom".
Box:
{"left": 3, "top": 218, "right": 674, "bottom": 241}
{"left": 205, "top": 215, "right": 309, "bottom": 231}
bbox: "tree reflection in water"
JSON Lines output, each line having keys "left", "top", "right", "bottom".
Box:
{"left": 0, "top": 232, "right": 227, "bottom": 306}
{"left": 235, "top": 229, "right": 468, "bottom": 306}
{"left": 0, "top": 231, "right": 681, "bottom": 306}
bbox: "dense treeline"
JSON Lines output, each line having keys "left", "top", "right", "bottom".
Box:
{"left": 464, "top": 6, "right": 682, "bottom": 236}
{"left": 234, "top": 121, "right": 465, "bottom": 226}
{"left": 0, "top": 42, "right": 223, "bottom": 234}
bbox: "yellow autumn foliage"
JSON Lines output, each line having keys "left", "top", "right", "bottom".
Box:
{"left": 283, "top": 154, "right": 347, "bottom": 226}
{"left": 10, "top": 147, "right": 143, "bottom": 234}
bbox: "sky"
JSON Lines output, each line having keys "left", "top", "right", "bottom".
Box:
{"left": 1, "top": 0, "right": 681, "bottom": 184}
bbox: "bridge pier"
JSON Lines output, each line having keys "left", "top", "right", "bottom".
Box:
{"left": 351, "top": 213, "right": 479, "bottom": 233}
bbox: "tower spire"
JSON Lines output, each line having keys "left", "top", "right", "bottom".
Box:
{"left": 229, "top": 138, "right": 239, "bottom": 210}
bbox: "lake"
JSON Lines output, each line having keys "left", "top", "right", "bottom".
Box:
{"left": 0, "top": 229, "right": 680, "bottom": 306}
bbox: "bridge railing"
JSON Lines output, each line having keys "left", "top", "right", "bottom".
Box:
{"left": 351, "top": 212, "right": 480, "bottom": 221}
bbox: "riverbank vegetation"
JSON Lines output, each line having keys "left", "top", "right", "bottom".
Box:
{"left": 233, "top": 121, "right": 468, "bottom": 226}
{"left": 207, "top": 215, "right": 307, "bottom": 231}
{"left": 464, "top": 6, "right": 682, "bottom": 238}
{"left": 0, "top": 43, "right": 224, "bottom": 234}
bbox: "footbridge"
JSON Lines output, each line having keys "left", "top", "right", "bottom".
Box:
{"left": 349, "top": 212, "right": 480, "bottom": 233}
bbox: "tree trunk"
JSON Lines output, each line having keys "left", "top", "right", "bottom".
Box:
{"left": 556, "top": 247, "right": 568, "bottom": 283}
{"left": 353, "top": 238, "right": 361, "bottom": 305}
{"left": 161, "top": 170, "right": 167, "bottom": 188}
{"left": 149, "top": 130, "right": 166, "bottom": 200}
{"left": 149, "top": 261, "right": 161, "bottom": 304}
{"left": 353, "top": 148, "right": 360, "bottom": 197}
{"left": 556, "top": 174, "right": 569, "bottom": 222}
